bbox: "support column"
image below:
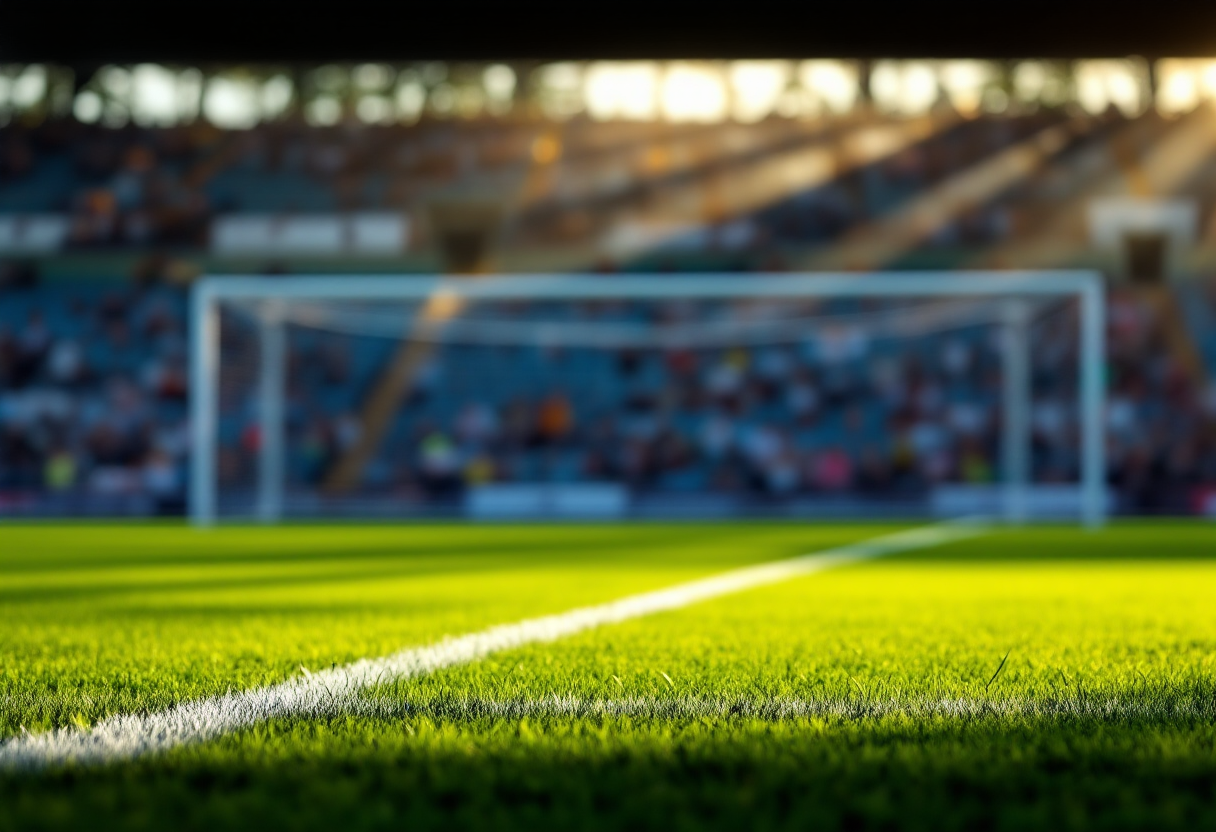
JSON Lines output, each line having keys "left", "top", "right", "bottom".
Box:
{"left": 1001, "top": 299, "right": 1031, "bottom": 524}
{"left": 257, "top": 302, "right": 286, "bottom": 523}
{"left": 189, "top": 284, "right": 218, "bottom": 526}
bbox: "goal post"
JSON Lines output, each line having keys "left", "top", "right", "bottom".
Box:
{"left": 189, "top": 271, "right": 1107, "bottom": 527}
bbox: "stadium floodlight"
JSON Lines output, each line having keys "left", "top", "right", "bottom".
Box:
{"left": 190, "top": 272, "right": 1106, "bottom": 527}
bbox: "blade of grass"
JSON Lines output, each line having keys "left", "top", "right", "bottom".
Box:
{"left": 985, "top": 650, "right": 1012, "bottom": 691}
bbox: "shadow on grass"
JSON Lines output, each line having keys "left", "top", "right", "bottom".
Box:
{"left": 887, "top": 525, "right": 1216, "bottom": 563}
{"left": 1, "top": 523, "right": 874, "bottom": 574}
{"left": 0, "top": 527, "right": 812, "bottom": 603}
{"left": 2, "top": 703, "right": 1214, "bottom": 832}
{"left": 0, "top": 526, "right": 753, "bottom": 574}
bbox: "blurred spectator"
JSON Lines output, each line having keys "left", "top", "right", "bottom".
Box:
{"left": 418, "top": 428, "right": 460, "bottom": 496}
{"left": 143, "top": 449, "right": 182, "bottom": 515}
{"left": 43, "top": 447, "right": 77, "bottom": 492}
{"left": 0, "top": 261, "right": 40, "bottom": 290}
{"left": 456, "top": 401, "right": 499, "bottom": 448}
{"left": 535, "top": 392, "right": 573, "bottom": 445}
{"left": 811, "top": 447, "right": 853, "bottom": 492}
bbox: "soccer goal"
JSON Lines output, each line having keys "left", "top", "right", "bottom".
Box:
{"left": 189, "top": 272, "right": 1107, "bottom": 526}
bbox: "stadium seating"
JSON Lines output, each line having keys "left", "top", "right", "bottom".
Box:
{"left": 2, "top": 107, "right": 1216, "bottom": 515}
{"left": 2, "top": 279, "right": 1213, "bottom": 515}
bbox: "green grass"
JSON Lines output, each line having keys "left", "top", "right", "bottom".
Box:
{"left": 2, "top": 522, "right": 1215, "bottom": 831}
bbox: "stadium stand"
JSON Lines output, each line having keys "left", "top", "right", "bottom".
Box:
{"left": 2, "top": 277, "right": 1214, "bottom": 516}
{"left": 3, "top": 59, "right": 1216, "bottom": 516}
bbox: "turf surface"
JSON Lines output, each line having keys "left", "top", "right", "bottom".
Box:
{"left": 1, "top": 522, "right": 1214, "bottom": 831}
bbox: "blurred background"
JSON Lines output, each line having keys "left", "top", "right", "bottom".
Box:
{"left": 3, "top": 4, "right": 1216, "bottom": 519}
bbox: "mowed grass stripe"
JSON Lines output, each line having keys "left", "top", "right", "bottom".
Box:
{"left": 0, "top": 521, "right": 983, "bottom": 771}
{"left": 1, "top": 523, "right": 884, "bottom": 740}
{"left": 375, "top": 527, "right": 1216, "bottom": 721}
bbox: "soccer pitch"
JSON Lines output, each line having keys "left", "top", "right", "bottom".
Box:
{"left": 1, "top": 522, "right": 1214, "bottom": 831}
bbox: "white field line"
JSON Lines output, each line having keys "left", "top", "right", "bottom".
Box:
{"left": 0, "top": 520, "right": 984, "bottom": 772}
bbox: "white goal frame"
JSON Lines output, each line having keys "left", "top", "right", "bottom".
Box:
{"left": 190, "top": 271, "right": 1107, "bottom": 527}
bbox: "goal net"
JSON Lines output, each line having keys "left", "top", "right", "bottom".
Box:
{"left": 190, "top": 273, "right": 1106, "bottom": 525}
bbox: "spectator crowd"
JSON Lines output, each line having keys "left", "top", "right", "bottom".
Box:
{"left": 3, "top": 280, "right": 1215, "bottom": 516}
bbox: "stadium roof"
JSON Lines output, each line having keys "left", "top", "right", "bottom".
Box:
{"left": 5, "top": 1, "right": 1216, "bottom": 63}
